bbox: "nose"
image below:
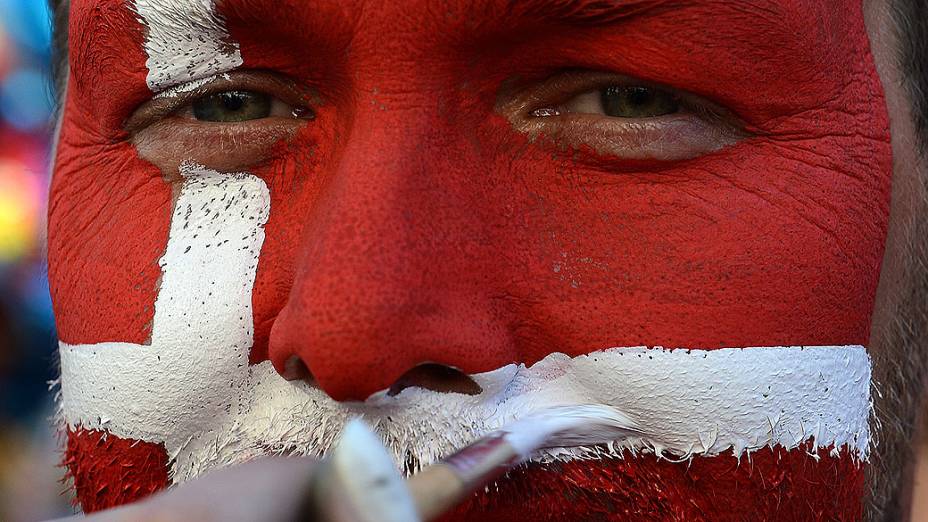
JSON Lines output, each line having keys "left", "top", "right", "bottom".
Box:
{"left": 267, "top": 104, "right": 517, "bottom": 401}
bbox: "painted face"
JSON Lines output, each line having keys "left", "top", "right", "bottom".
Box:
{"left": 51, "top": 0, "right": 892, "bottom": 519}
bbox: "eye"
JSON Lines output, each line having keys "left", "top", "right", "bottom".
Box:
{"left": 127, "top": 72, "right": 318, "bottom": 174}
{"left": 600, "top": 86, "right": 679, "bottom": 118}
{"left": 185, "top": 90, "right": 313, "bottom": 123}
{"left": 546, "top": 85, "right": 682, "bottom": 120}
{"left": 127, "top": 72, "right": 317, "bottom": 131}
{"left": 501, "top": 71, "right": 745, "bottom": 162}
{"left": 193, "top": 91, "right": 273, "bottom": 122}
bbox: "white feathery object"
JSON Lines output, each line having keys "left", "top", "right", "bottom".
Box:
{"left": 500, "top": 404, "right": 640, "bottom": 459}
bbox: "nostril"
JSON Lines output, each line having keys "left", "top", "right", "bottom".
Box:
{"left": 387, "top": 363, "right": 483, "bottom": 396}
{"left": 281, "top": 356, "right": 317, "bottom": 385}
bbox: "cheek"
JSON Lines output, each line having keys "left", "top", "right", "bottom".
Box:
{"left": 48, "top": 118, "right": 172, "bottom": 345}
{"left": 498, "top": 132, "right": 891, "bottom": 359}
{"left": 50, "top": 3, "right": 164, "bottom": 346}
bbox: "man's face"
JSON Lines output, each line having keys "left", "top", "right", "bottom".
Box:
{"left": 51, "top": 0, "right": 898, "bottom": 519}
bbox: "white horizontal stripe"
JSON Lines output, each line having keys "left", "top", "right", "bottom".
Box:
{"left": 61, "top": 343, "right": 871, "bottom": 483}
{"left": 58, "top": 169, "right": 871, "bottom": 484}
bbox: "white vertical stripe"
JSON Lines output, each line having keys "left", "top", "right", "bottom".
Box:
{"left": 60, "top": 164, "right": 269, "bottom": 456}
{"left": 134, "top": 0, "right": 243, "bottom": 91}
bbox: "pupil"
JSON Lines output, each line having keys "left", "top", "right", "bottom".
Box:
{"left": 220, "top": 92, "right": 246, "bottom": 111}
{"left": 626, "top": 87, "right": 652, "bottom": 107}
{"left": 600, "top": 85, "right": 678, "bottom": 118}
{"left": 192, "top": 90, "right": 273, "bottom": 122}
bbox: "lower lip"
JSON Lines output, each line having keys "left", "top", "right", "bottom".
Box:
{"left": 437, "top": 442, "right": 863, "bottom": 521}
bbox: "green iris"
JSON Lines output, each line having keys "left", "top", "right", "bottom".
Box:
{"left": 601, "top": 86, "right": 679, "bottom": 118}
{"left": 192, "top": 91, "right": 272, "bottom": 122}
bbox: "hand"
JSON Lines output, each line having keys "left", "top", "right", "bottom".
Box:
{"left": 51, "top": 420, "right": 424, "bottom": 522}
{"left": 52, "top": 457, "right": 319, "bottom": 522}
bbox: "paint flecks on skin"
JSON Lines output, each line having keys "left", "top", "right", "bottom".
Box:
{"left": 153, "top": 73, "right": 231, "bottom": 99}
{"left": 60, "top": 164, "right": 269, "bottom": 457}
{"left": 133, "top": 0, "right": 243, "bottom": 91}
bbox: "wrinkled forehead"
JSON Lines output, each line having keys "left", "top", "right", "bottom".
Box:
{"left": 67, "top": 0, "right": 869, "bottom": 96}
{"left": 69, "top": 0, "right": 859, "bottom": 37}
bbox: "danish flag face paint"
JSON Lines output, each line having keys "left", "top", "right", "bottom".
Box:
{"left": 51, "top": 0, "right": 891, "bottom": 519}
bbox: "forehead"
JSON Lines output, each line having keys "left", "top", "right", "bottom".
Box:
{"left": 69, "top": 0, "right": 858, "bottom": 65}
{"left": 67, "top": 0, "right": 870, "bottom": 138}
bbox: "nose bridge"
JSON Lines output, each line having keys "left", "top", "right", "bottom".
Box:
{"left": 315, "top": 98, "right": 459, "bottom": 282}
{"left": 268, "top": 97, "right": 516, "bottom": 401}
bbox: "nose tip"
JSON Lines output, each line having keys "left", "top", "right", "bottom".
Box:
{"left": 268, "top": 301, "right": 515, "bottom": 401}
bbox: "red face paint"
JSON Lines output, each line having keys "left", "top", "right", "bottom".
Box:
{"left": 52, "top": 0, "right": 890, "bottom": 518}
{"left": 50, "top": 1, "right": 167, "bottom": 346}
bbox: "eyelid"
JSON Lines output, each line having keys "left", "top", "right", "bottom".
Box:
{"left": 126, "top": 71, "right": 317, "bottom": 133}
{"left": 503, "top": 69, "right": 743, "bottom": 128}
{"left": 498, "top": 69, "right": 750, "bottom": 162}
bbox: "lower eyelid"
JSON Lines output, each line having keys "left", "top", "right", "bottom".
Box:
{"left": 133, "top": 117, "right": 304, "bottom": 176}
{"left": 519, "top": 113, "right": 741, "bottom": 161}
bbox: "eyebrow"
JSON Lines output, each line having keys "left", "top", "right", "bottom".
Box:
{"left": 509, "top": 0, "right": 679, "bottom": 26}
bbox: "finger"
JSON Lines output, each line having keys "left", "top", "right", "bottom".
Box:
{"left": 55, "top": 457, "right": 317, "bottom": 522}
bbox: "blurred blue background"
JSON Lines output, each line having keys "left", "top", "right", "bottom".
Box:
{"left": 0, "top": 0, "right": 70, "bottom": 520}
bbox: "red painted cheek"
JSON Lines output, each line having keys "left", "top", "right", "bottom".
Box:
{"left": 64, "top": 429, "right": 169, "bottom": 513}
{"left": 49, "top": 4, "right": 168, "bottom": 346}
{"left": 498, "top": 133, "right": 891, "bottom": 361}
{"left": 48, "top": 137, "right": 170, "bottom": 345}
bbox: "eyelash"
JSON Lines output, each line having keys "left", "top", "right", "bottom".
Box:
{"left": 127, "top": 71, "right": 315, "bottom": 131}
{"left": 519, "top": 74, "right": 733, "bottom": 125}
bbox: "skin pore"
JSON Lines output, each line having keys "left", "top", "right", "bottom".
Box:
{"left": 47, "top": 0, "right": 927, "bottom": 520}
